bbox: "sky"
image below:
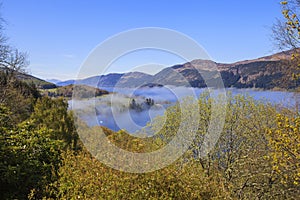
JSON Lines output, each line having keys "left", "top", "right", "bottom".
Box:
{"left": 2, "top": 0, "right": 283, "bottom": 80}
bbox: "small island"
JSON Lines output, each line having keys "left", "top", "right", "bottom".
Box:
{"left": 129, "top": 97, "right": 155, "bottom": 111}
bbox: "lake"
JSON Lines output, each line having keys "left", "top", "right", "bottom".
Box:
{"left": 71, "top": 86, "right": 299, "bottom": 133}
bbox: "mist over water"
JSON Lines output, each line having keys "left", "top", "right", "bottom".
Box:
{"left": 71, "top": 86, "right": 298, "bottom": 133}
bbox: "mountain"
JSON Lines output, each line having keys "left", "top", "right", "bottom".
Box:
{"left": 58, "top": 49, "right": 300, "bottom": 90}
{"left": 57, "top": 72, "right": 152, "bottom": 88}
{"left": 46, "top": 79, "right": 62, "bottom": 84}
{"left": 90, "top": 73, "right": 123, "bottom": 87}
{"left": 57, "top": 73, "right": 124, "bottom": 87}
{"left": 150, "top": 60, "right": 218, "bottom": 87}
{"left": 108, "top": 72, "right": 152, "bottom": 88}
{"left": 12, "top": 71, "right": 57, "bottom": 89}
{"left": 56, "top": 80, "right": 75, "bottom": 86}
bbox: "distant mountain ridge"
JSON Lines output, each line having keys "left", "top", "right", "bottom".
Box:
{"left": 46, "top": 79, "right": 62, "bottom": 84}
{"left": 56, "top": 49, "right": 299, "bottom": 90}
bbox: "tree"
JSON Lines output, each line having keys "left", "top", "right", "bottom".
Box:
{"left": 273, "top": 1, "right": 300, "bottom": 83}
{"left": 30, "top": 97, "right": 79, "bottom": 150}
{"left": 0, "top": 73, "right": 41, "bottom": 122}
{"left": 273, "top": 1, "right": 300, "bottom": 50}
{"left": 0, "top": 8, "right": 28, "bottom": 74}
{"left": 0, "top": 8, "right": 80, "bottom": 199}
{"left": 266, "top": 114, "right": 300, "bottom": 197}
{"left": 0, "top": 105, "right": 63, "bottom": 199}
{"left": 0, "top": 8, "right": 37, "bottom": 122}
{"left": 46, "top": 149, "right": 230, "bottom": 199}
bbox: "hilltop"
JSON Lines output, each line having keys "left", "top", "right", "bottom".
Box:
{"left": 0, "top": 67, "right": 57, "bottom": 89}
{"left": 55, "top": 49, "right": 300, "bottom": 90}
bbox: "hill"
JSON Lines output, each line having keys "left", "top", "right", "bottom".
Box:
{"left": 0, "top": 68, "right": 57, "bottom": 89}
{"left": 16, "top": 73, "right": 57, "bottom": 89}
{"left": 54, "top": 49, "right": 300, "bottom": 90}
{"left": 44, "top": 84, "right": 109, "bottom": 98}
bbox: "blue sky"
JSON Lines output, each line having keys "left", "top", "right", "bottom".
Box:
{"left": 2, "top": 0, "right": 283, "bottom": 80}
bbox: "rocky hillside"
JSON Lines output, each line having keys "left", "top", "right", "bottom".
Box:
{"left": 151, "top": 49, "right": 299, "bottom": 89}
{"left": 57, "top": 49, "right": 300, "bottom": 90}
